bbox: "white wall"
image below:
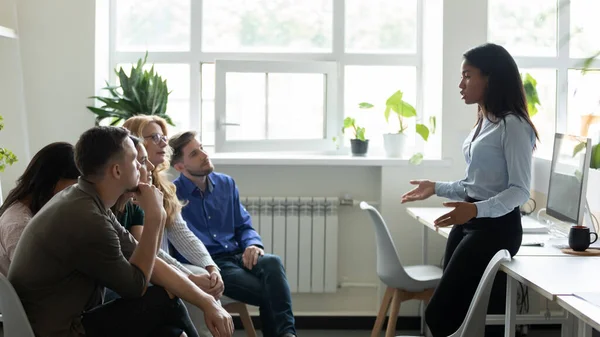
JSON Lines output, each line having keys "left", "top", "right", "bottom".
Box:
{"left": 16, "top": 0, "right": 95, "bottom": 157}
{"left": 0, "top": 0, "right": 30, "bottom": 198}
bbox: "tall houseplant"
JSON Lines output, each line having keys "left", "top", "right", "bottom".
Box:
{"left": 87, "top": 52, "right": 174, "bottom": 126}
{"left": 361, "top": 90, "right": 435, "bottom": 163}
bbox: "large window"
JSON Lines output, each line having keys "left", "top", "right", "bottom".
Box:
{"left": 489, "top": 0, "right": 600, "bottom": 158}
{"left": 107, "top": 0, "right": 438, "bottom": 156}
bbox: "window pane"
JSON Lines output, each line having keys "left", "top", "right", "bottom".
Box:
{"left": 567, "top": 70, "right": 600, "bottom": 137}
{"left": 201, "top": 64, "right": 216, "bottom": 146}
{"left": 202, "top": 0, "right": 333, "bottom": 52}
{"left": 165, "top": 100, "right": 190, "bottom": 136}
{"left": 488, "top": 0, "right": 557, "bottom": 57}
{"left": 225, "top": 73, "right": 266, "bottom": 141}
{"left": 344, "top": 66, "right": 417, "bottom": 151}
{"left": 267, "top": 74, "right": 325, "bottom": 140}
{"left": 570, "top": 0, "right": 600, "bottom": 58}
{"left": 113, "top": 63, "right": 190, "bottom": 130}
{"left": 522, "top": 69, "right": 556, "bottom": 159}
{"left": 345, "top": 0, "right": 417, "bottom": 53}
{"left": 201, "top": 101, "right": 216, "bottom": 147}
{"left": 201, "top": 64, "right": 216, "bottom": 100}
{"left": 114, "top": 64, "right": 190, "bottom": 100}
{"left": 115, "top": 0, "right": 190, "bottom": 52}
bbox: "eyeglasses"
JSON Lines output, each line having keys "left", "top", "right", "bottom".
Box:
{"left": 144, "top": 133, "right": 168, "bottom": 145}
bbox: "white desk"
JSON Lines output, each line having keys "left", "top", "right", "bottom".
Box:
{"left": 557, "top": 295, "right": 600, "bottom": 337}
{"left": 501, "top": 257, "right": 600, "bottom": 300}
{"left": 407, "top": 207, "right": 573, "bottom": 258}
{"left": 407, "top": 207, "right": 600, "bottom": 337}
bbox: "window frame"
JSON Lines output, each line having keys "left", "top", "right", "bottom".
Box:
{"left": 214, "top": 60, "right": 339, "bottom": 152}
{"left": 106, "top": 0, "right": 429, "bottom": 155}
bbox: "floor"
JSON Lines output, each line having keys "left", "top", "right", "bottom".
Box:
{"left": 231, "top": 328, "right": 561, "bottom": 337}
{"left": 0, "top": 327, "right": 562, "bottom": 336}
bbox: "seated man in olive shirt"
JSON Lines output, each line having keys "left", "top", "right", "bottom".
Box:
{"left": 8, "top": 126, "right": 233, "bottom": 337}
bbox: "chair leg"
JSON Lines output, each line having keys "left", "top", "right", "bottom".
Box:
{"left": 238, "top": 306, "right": 257, "bottom": 337}
{"left": 223, "top": 302, "right": 257, "bottom": 337}
{"left": 371, "top": 287, "right": 395, "bottom": 337}
{"left": 385, "top": 289, "right": 404, "bottom": 337}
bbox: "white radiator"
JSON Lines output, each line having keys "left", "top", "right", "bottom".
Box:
{"left": 241, "top": 197, "right": 339, "bottom": 293}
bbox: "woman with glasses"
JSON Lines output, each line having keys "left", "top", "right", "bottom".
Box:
{"left": 122, "top": 116, "right": 223, "bottom": 337}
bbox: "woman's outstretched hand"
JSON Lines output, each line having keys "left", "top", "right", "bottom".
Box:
{"left": 434, "top": 202, "right": 478, "bottom": 227}
{"left": 401, "top": 180, "right": 435, "bottom": 203}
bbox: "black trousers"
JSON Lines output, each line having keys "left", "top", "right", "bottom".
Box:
{"left": 82, "top": 285, "right": 199, "bottom": 337}
{"left": 425, "top": 201, "right": 522, "bottom": 337}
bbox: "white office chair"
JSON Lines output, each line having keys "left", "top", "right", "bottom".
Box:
{"left": 0, "top": 273, "right": 35, "bottom": 337}
{"left": 360, "top": 202, "right": 443, "bottom": 337}
{"left": 397, "top": 249, "right": 511, "bottom": 337}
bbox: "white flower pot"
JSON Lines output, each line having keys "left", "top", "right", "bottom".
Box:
{"left": 383, "top": 133, "right": 407, "bottom": 158}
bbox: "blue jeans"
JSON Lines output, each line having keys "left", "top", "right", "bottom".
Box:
{"left": 213, "top": 252, "right": 296, "bottom": 337}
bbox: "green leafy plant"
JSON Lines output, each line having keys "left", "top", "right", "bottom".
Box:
{"left": 341, "top": 117, "right": 366, "bottom": 141}
{"left": 87, "top": 52, "right": 174, "bottom": 126}
{"left": 572, "top": 140, "right": 600, "bottom": 169}
{"left": 360, "top": 90, "right": 436, "bottom": 141}
{"left": 522, "top": 72, "right": 541, "bottom": 117}
{"left": 0, "top": 116, "right": 17, "bottom": 172}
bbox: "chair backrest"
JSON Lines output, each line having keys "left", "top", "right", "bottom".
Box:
{"left": 0, "top": 273, "right": 35, "bottom": 337}
{"left": 449, "top": 249, "right": 512, "bottom": 337}
{"left": 359, "top": 202, "right": 411, "bottom": 286}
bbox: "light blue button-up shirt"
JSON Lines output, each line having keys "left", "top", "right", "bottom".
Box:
{"left": 435, "top": 114, "right": 536, "bottom": 218}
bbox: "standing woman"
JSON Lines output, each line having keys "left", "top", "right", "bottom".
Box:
{"left": 401, "top": 43, "right": 539, "bottom": 337}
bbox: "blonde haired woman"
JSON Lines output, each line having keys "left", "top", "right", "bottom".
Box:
{"left": 123, "top": 116, "right": 224, "bottom": 336}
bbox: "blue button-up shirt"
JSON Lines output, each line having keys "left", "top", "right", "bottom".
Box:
{"left": 172, "top": 172, "right": 262, "bottom": 261}
{"left": 435, "top": 114, "right": 536, "bottom": 218}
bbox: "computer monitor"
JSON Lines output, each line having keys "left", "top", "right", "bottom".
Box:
{"left": 546, "top": 133, "right": 592, "bottom": 226}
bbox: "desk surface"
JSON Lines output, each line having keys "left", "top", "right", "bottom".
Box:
{"left": 557, "top": 295, "right": 600, "bottom": 333}
{"left": 407, "top": 207, "right": 570, "bottom": 257}
{"left": 501, "top": 256, "right": 600, "bottom": 300}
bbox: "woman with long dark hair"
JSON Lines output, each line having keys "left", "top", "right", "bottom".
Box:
{"left": 401, "top": 43, "right": 539, "bottom": 336}
{"left": 0, "top": 142, "right": 80, "bottom": 275}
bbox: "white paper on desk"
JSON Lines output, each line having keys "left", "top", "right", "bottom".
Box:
{"left": 574, "top": 293, "right": 600, "bottom": 308}
{"left": 521, "top": 216, "right": 550, "bottom": 234}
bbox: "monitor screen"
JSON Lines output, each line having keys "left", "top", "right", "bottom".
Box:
{"left": 546, "top": 133, "right": 592, "bottom": 225}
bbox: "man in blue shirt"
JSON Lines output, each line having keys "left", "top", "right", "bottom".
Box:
{"left": 168, "top": 131, "right": 297, "bottom": 337}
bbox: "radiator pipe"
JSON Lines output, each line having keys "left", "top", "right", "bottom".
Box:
{"left": 338, "top": 282, "right": 379, "bottom": 289}
{"left": 339, "top": 198, "right": 380, "bottom": 207}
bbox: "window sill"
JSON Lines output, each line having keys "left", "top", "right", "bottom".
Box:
{"left": 210, "top": 152, "right": 453, "bottom": 167}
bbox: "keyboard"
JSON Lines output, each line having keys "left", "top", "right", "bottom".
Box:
{"left": 521, "top": 215, "right": 550, "bottom": 234}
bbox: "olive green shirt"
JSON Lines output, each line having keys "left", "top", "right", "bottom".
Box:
{"left": 8, "top": 178, "right": 146, "bottom": 337}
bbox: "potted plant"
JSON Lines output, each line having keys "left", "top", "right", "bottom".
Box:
{"left": 341, "top": 117, "right": 369, "bottom": 156}
{"left": 87, "top": 52, "right": 175, "bottom": 126}
{"left": 360, "top": 90, "right": 435, "bottom": 162}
